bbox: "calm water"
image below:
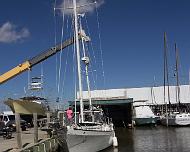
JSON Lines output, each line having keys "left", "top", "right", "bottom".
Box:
{"left": 102, "top": 126, "right": 190, "bottom": 152}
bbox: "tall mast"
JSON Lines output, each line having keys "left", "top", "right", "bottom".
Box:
{"left": 175, "top": 43, "right": 181, "bottom": 106}
{"left": 73, "top": 0, "right": 84, "bottom": 123}
{"left": 163, "top": 32, "right": 168, "bottom": 126}
{"left": 163, "top": 33, "right": 166, "bottom": 107}
{"left": 165, "top": 38, "right": 171, "bottom": 108}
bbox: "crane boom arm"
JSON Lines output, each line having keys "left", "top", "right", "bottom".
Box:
{"left": 0, "top": 36, "right": 77, "bottom": 84}
{"left": 0, "top": 61, "right": 31, "bottom": 84}
{"left": 29, "top": 36, "right": 75, "bottom": 67}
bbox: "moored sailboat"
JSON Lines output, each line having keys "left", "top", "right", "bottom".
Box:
{"left": 160, "top": 33, "right": 190, "bottom": 126}
{"left": 57, "top": 0, "right": 117, "bottom": 151}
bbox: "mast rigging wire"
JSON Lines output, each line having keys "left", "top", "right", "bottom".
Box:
{"left": 60, "top": 15, "right": 73, "bottom": 100}
{"left": 57, "top": 9, "right": 65, "bottom": 96}
{"left": 95, "top": 3, "right": 106, "bottom": 91}
{"left": 84, "top": 15, "right": 98, "bottom": 90}
{"left": 54, "top": 0, "right": 58, "bottom": 97}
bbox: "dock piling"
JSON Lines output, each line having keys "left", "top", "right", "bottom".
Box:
{"left": 33, "top": 113, "right": 38, "bottom": 143}
{"left": 15, "top": 113, "right": 22, "bottom": 149}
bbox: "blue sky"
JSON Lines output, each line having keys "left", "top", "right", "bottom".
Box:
{"left": 1, "top": 0, "right": 190, "bottom": 106}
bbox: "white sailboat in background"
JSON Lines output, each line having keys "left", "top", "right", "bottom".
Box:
{"left": 59, "top": 0, "right": 117, "bottom": 151}
{"left": 160, "top": 33, "right": 190, "bottom": 126}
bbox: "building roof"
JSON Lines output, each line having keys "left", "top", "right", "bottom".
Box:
{"left": 80, "top": 85, "right": 190, "bottom": 105}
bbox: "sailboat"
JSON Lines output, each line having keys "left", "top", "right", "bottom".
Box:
{"left": 160, "top": 33, "right": 190, "bottom": 126}
{"left": 57, "top": 0, "right": 117, "bottom": 151}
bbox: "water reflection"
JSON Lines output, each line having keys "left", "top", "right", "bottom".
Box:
{"left": 113, "top": 148, "right": 118, "bottom": 152}
{"left": 102, "top": 126, "right": 190, "bottom": 152}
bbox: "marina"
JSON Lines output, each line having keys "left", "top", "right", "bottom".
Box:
{"left": 2, "top": 126, "right": 190, "bottom": 152}
{"left": 103, "top": 126, "right": 190, "bottom": 152}
{"left": 1, "top": 0, "right": 190, "bottom": 152}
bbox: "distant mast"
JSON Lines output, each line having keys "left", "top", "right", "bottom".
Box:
{"left": 174, "top": 43, "right": 181, "bottom": 109}
{"left": 163, "top": 32, "right": 169, "bottom": 127}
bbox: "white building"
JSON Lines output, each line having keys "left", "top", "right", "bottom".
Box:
{"left": 81, "top": 85, "right": 190, "bottom": 105}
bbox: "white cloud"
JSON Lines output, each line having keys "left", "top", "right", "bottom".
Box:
{"left": 58, "top": 0, "right": 104, "bottom": 15}
{"left": 0, "top": 22, "right": 30, "bottom": 43}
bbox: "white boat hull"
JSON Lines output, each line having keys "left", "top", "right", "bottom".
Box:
{"left": 161, "top": 113, "right": 190, "bottom": 126}
{"left": 67, "top": 129, "right": 114, "bottom": 152}
{"left": 175, "top": 118, "right": 190, "bottom": 125}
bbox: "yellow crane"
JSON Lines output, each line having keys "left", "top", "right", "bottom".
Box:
{"left": 0, "top": 33, "right": 89, "bottom": 84}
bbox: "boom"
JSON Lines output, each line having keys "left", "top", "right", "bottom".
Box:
{"left": 0, "top": 34, "right": 88, "bottom": 84}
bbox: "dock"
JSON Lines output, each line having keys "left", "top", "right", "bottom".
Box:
{"left": 0, "top": 128, "right": 56, "bottom": 152}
